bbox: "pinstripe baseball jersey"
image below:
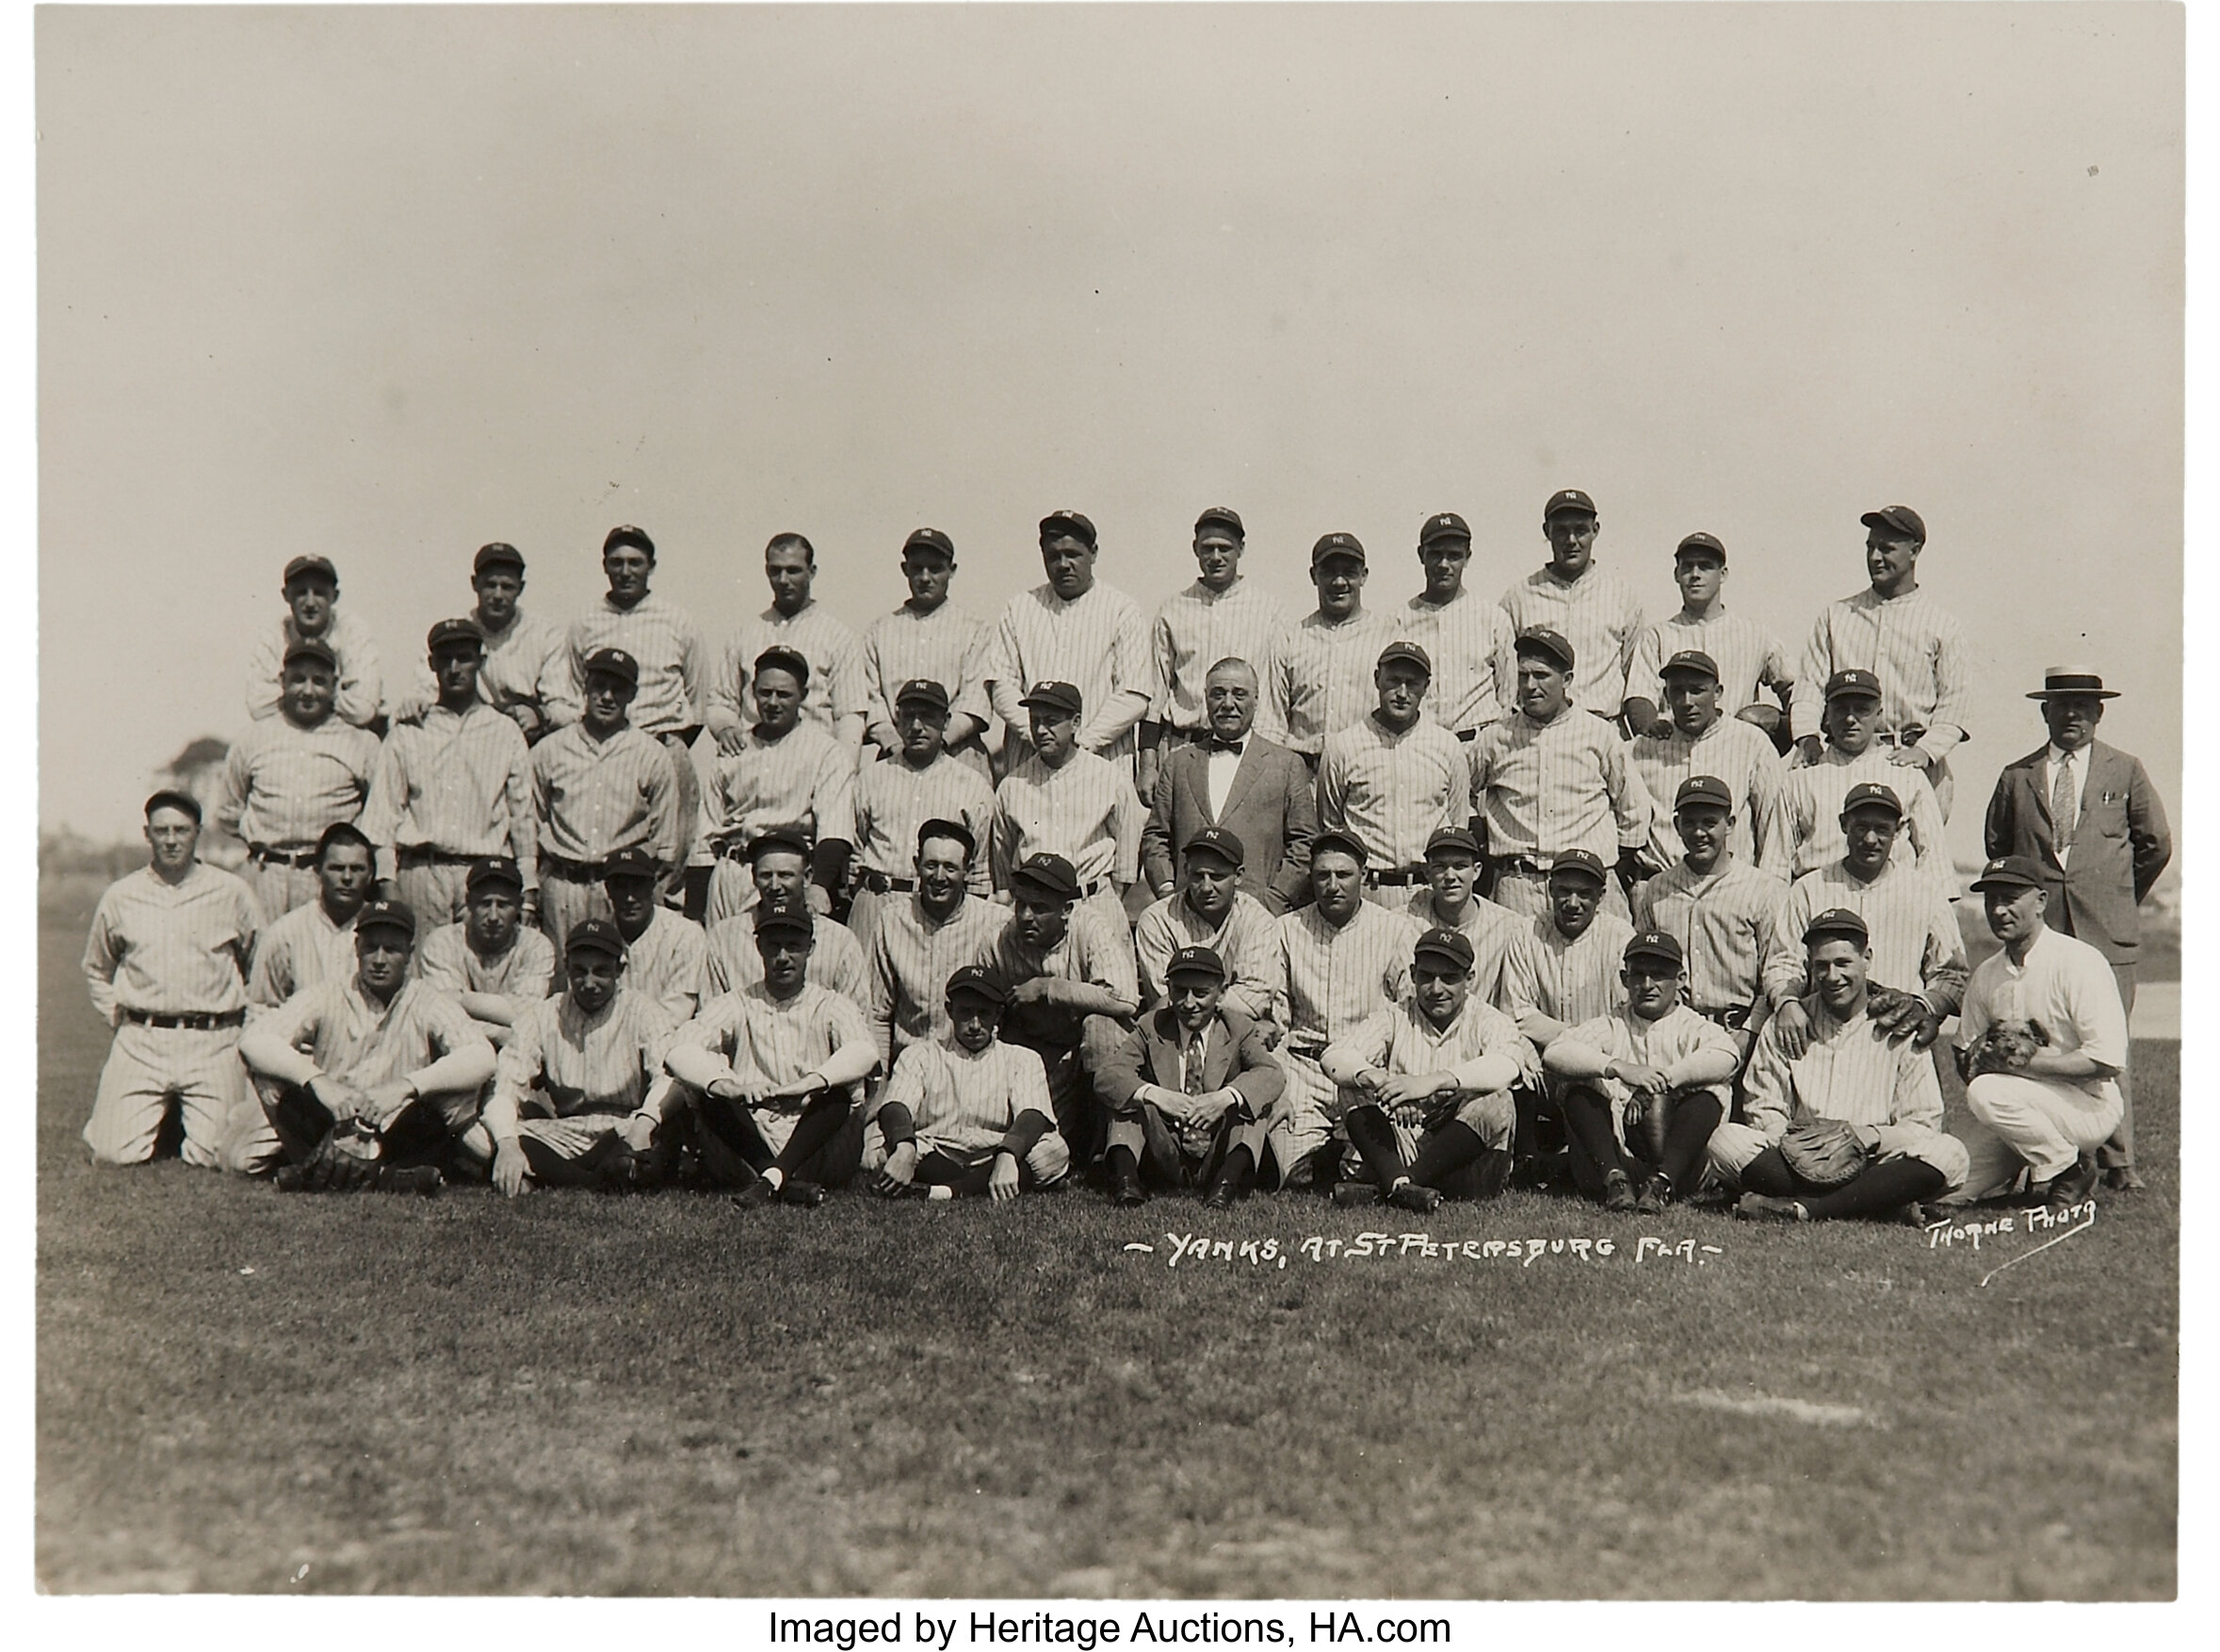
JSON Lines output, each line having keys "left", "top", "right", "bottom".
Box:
{"left": 241, "top": 976, "right": 495, "bottom": 1093}
{"left": 530, "top": 722, "right": 681, "bottom": 867}
{"left": 711, "top": 602, "right": 870, "bottom": 738}
{"left": 1548, "top": 1003, "right": 1739, "bottom": 1103}
{"left": 1321, "top": 996, "right": 1526, "bottom": 1093}
{"left": 1399, "top": 890, "right": 1528, "bottom": 1009}
{"left": 359, "top": 703, "right": 538, "bottom": 885}
{"left": 1632, "top": 859, "right": 1784, "bottom": 1014}
{"left": 1629, "top": 609, "right": 1793, "bottom": 715}
{"left": 878, "top": 1035, "right": 1055, "bottom": 1154}
{"left": 83, "top": 863, "right": 260, "bottom": 1022}
{"left": 246, "top": 607, "right": 384, "bottom": 729}
{"left": 1400, "top": 589, "right": 1519, "bottom": 734}
{"left": 1502, "top": 911, "right": 1635, "bottom": 1031}
{"left": 614, "top": 907, "right": 709, "bottom": 1022}
{"left": 705, "top": 722, "right": 856, "bottom": 851}
{"left": 1497, "top": 567, "right": 1646, "bottom": 714}
{"left": 972, "top": 905, "right": 1142, "bottom": 1051}
{"left": 248, "top": 899, "right": 359, "bottom": 1010}
{"left": 552, "top": 593, "right": 707, "bottom": 736}
{"left": 414, "top": 921, "right": 557, "bottom": 1001}
{"left": 1150, "top": 578, "right": 1289, "bottom": 732}
{"left": 1778, "top": 746, "right": 1952, "bottom": 894}
{"left": 1791, "top": 588, "right": 1973, "bottom": 743}
{"left": 851, "top": 751, "right": 996, "bottom": 887}
{"left": 664, "top": 980, "right": 879, "bottom": 1095}
{"left": 1269, "top": 608, "right": 1391, "bottom": 756}
{"left": 1133, "top": 890, "right": 1281, "bottom": 1023}
{"left": 704, "top": 913, "right": 868, "bottom": 1000}
{"left": 1470, "top": 707, "right": 1655, "bottom": 863}
{"left": 485, "top": 988, "right": 676, "bottom": 1140}
{"left": 1762, "top": 859, "right": 1968, "bottom": 1012}
{"left": 1953, "top": 926, "right": 2128, "bottom": 1107}
{"left": 397, "top": 609, "right": 567, "bottom": 722}
{"left": 1629, "top": 717, "right": 1789, "bottom": 876}
{"left": 863, "top": 600, "right": 988, "bottom": 738}
{"left": 1317, "top": 713, "right": 1475, "bottom": 870}
{"left": 1274, "top": 901, "right": 1422, "bottom": 1045}
{"left": 867, "top": 895, "right": 1008, "bottom": 1067}
{"left": 216, "top": 716, "right": 381, "bottom": 850}
{"left": 980, "top": 581, "right": 1153, "bottom": 763}
{"left": 1742, "top": 999, "right": 1946, "bottom": 1138}
{"left": 990, "top": 749, "right": 1142, "bottom": 892}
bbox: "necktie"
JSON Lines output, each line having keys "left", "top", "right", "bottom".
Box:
{"left": 2050, "top": 754, "right": 2078, "bottom": 850}
{"left": 1184, "top": 1030, "right": 1208, "bottom": 1095}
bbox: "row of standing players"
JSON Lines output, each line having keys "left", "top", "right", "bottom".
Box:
{"left": 87, "top": 494, "right": 2171, "bottom": 1218}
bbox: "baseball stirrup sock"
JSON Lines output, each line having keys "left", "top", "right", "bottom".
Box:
{"left": 773, "top": 1089, "right": 850, "bottom": 1177}
{"left": 1799, "top": 1158, "right": 1948, "bottom": 1221}
{"left": 1661, "top": 1093, "right": 1725, "bottom": 1190}
{"left": 1406, "top": 1119, "right": 1486, "bottom": 1190}
{"left": 1737, "top": 1147, "right": 1800, "bottom": 1197}
{"left": 1341, "top": 1104, "right": 1408, "bottom": 1190}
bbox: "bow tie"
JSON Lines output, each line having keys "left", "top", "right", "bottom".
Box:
{"left": 1209, "top": 738, "right": 1245, "bottom": 754}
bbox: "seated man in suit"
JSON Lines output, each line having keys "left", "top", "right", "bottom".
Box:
{"left": 1142, "top": 657, "right": 1315, "bottom": 914}
{"left": 1983, "top": 667, "right": 2171, "bottom": 1190}
{"left": 1095, "top": 946, "right": 1285, "bottom": 1210}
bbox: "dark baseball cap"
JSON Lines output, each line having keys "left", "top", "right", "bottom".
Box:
{"left": 903, "top": 526, "right": 955, "bottom": 559}
{"left": 465, "top": 856, "right": 525, "bottom": 896}
{"left": 356, "top": 899, "right": 416, "bottom": 942}
{"left": 602, "top": 525, "right": 656, "bottom": 558}
{"left": 1311, "top": 531, "right": 1367, "bottom": 566}
{"left": 1182, "top": 826, "right": 1246, "bottom": 867}
{"left": 144, "top": 788, "right": 203, "bottom": 823}
{"left": 1424, "top": 826, "right": 1482, "bottom": 860}
{"left": 282, "top": 555, "right": 338, "bottom": 588}
{"left": 916, "top": 817, "right": 978, "bottom": 859}
{"left": 1412, "top": 927, "right": 1476, "bottom": 973}
{"left": 753, "top": 645, "right": 810, "bottom": 685}
{"left": 746, "top": 827, "right": 812, "bottom": 863}
{"left": 602, "top": 846, "right": 661, "bottom": 884}
{"left": 1166, "top": 945, "right": 1226, "bottom": 982}
{"left": 945, "top": 964, "right": 1006, "bottom": 1006}
{"left": 894, "top": 678, "right": 951, "bottom": 712}
{"left": 1623, "top": 931, "right": 1684, "bottom": 971}
{"left": 283, "top": 637, "right": 338, "bottom": 671}
{"left": 427, "top": 617, "right": 485, "bottom": 656}
{"left": 1840, "top": 782, "right": 1904, "bottom": 820}
{"left": 473, "top": 542, "right": 526, "bottom": 575}
{"left": 1802, "top": 907, "right": 1871, "bottom": 947}
{"left": 1039, "top": 510, "right": 1097, "bottom": 547}
{"left": 582, "top": 646, "right": 639, "bottom": 687}
{"left": 753, "top": 908, "right": 816, "bottom": 944}
{"left": 1019, "top": 680, "right": 1084, "bottom": 718}
{"left": 1010, "top": 852, "right": 1082, "bottom": 904}
{"left": 1514, "top": 627, "right": 1576, "bottom": 672}
{"left": 565, "top": 918, "right": 627, "bottom": 961}
{"left": 1860, "top": 505, "right": 1926, "bottom": 543}
{"left": 1674, "top": 532, "right": 1727, "bottom": 563}
{"left": 1823, "top": 668, "right": 1882, "bottom": 703}
{"left": 1548, "top": 849, "right": 1608, "bottom": 885}
{"left": 1969, "top": 855, "right": 2051, "bottom": 894}
{"left": 1418, "top": 511, "right": 1471, "bottom": 545}
{"left": 1673, "top": 775, "right": 1735, "bottom": 813}
{"left": 1309, "top": 829, "right": 1370, "bottom": 866}
{"left": 1377, "top": 640, "right": 1433, "bottom": 677}
{"left": 1543, "top": 489, "right": 1598, "bottom": 520}
{"left": 1660, "top": 649, "right": 1721, "bottom": 683}
{"left": 1194, "top": 507, "right": 1244, "bottom": 540}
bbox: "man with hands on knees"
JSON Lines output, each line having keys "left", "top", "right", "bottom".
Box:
{"left": 868, "top": 967, "right": 1071, "bottom": 1202}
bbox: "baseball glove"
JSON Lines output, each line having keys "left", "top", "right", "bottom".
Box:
{"left": 1968, "top": 1018, "right": 2049, "bottom": 1077}
{"left": 302, "top": 1117, "right": 385, "bottom": 1192}
{"left": 1777, "top": 1119, "right": 1871, "bottom": 1189}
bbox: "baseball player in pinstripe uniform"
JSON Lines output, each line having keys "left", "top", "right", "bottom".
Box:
{"left": 602, "top": 847, "right": 708, "bottom": 1022}
{"left": 1321, "top": 926, "right": 1526, "bottom": 1213}
{"left": 245, "top": 554, "right": 384, "bottom": 731}
{"left": 387, "top": 543, "right": 569, "bottom": 740}
{"left": 1779, "top": 669, "right": 1952, "bottom": 898}
{"left": 1269, "top": 533, "right": 1388, "bottom": 762}
{"left": 1497, "top": 491, "right": 1645, "bottom": 725}
{"left": 1632, "top": 777, "right": 1784, "bottom": 1063}
{"left": 1791, "top": 506, "right": 1972, "bottom": 818}
{"left": 991, "top": 680, "right": 1145, "bottom": 939}
{"left": 864, "top": 818, "right": 1007, "bottom": 1075}
{"left": 707, "top": 532, "right": 870, "bottom": 753}
{"left": 1316, "top": 641, "right": 1476, "bottom": 899}
{"left": 413, "top": 857, "right": 556, "bottom": 1048}
{"left": 1401, "top": 827, "right": 1527, "bottom": 1010}
{"left": 81, "top": 790, "right": 263, "bottom": 1170}
{"left": 705, "top": 834, "right": 869, "bottom": 1000}
{"left": 486, "top": 918, "right": 679, "bottom": 1196}
{"left": 861, "top": 527, "right": 993, "bottom": 769}
{"left": 1400, "top": 512, "right": 1518, "bottom": 740}
{"left": 1628, "top": 648, "right": 1789, "bottom": 882}
{"left": 248, "top": 822, "right": 375, "bottom": 1011}
{"left": 703, "top": 647, "right": 855, "bottom": 924}
{"left": 1131, "top": 827, "right": 1280, "bottom": 1026}
{"left": 866, "top": 967, "right": 1072, "bottom": 1201}
{"left": 218, "top": 637, "right": 382, "bottom": 919}
{"left": 1499, "top": 849, "right": 1633, "bottom": 1185}
{"left": 360, "top": 618, "right": 538, "bottom": 928}
{"left": 1625, "top": 533, "right": 1793, "bottom": 748}
{"left": 846, "top": 678, "right": 996, "bottom": 953}
{"left": 1712, "top": 908, "right": 1969, "bottom": 1223}
{"left": 1143, "top": 508, "right": 1288, "bottom": 794}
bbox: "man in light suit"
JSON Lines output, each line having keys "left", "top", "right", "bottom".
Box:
{"left": 1141, "top": 656, "right": 1315, "bottom": 914}
{"left": 1983, "top": 667, "right": 2172, "bottom": 1190}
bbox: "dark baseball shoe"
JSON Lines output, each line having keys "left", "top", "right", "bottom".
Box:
{"left": 1387, "top": 1181, "right": 1442, "bottom": 1215}
{"left": 778, "top": 1178, "right": 828, "bottom": 1207}
{"left": 1735, "top": 1192, "right": 1809, "bottom": 1223}
{"left": 375, "top": 1164, "right": 443, "bottom": 1198}
{"left": 2101, "top": 1167, "right": 2146, "bottom": 1192}
{"left": 272, "top": 1164, "right": 311, "bottom": 1193}
{"left": 730, "top": 1176, "right": 778, "bottom": 1209}
{"left": 1202, "top": 1179, "right": 1240, "bottom": 1211}
{"left": 1634, "top": 1174, "right": 1673, "bottom": 1216}
{"left": 1602, "top": 1170, "right": 1638, "bottom": 1213}
{"left": 1110, "top": 1168, "right": 1148, "bottom": 1207}
{"left": 1331, "top": 1179, "right": 1383, "bottom": 1207}
{"left": 2039, "top": 1154, "right": 2098, "bottom": 1212}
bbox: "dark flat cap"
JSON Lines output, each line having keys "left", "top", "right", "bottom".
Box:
{"left": 1166, "top": 945, "right": 1226, "bottom": 981}
{"left": 1019, "top": 680, "right": 1083, "bottom": 718}
{"left": 1311, "top": 531, "right": 1366, "bottom": 566}
{"left": 1182, "top": 826, "right": 1246, "bottom": 867}
{"left": 565, "top": 918, "right": 627, "bottom": 960}
{"left": 1419, "top": 511, "right": 1471, "bottom": 545}
{"left": 1860, "top": 505, "right": 1926, "bottom": 543}
{"left": 1675, "top": 532, "right": 1727, "bottom": 562}
{"left": 473, "top": 542, "right": 526, "bottom": 575}
{"left": 1543, "top": 489, "right": 1598, "bottom": 520}
{"left": 946, "top": 964, "right": 1006, "bottom": 1006}
{"left": 1841, "top": 781, "right": 1904, "bottom": 819}
{"left": 746, "top": 827, "right": 813, "bottom": 862}
{"left": 894, "top": 678, "right": 951, "bottom": 712}
{"left": 602, "top": 846, "right": 661, "bottom": 883}
{"left": 1377, "top": 640, "right": 1434, "bottom": 677}
{"left": 917, "top": 817, "right": 978, "bottom": 859}
{"left": 282, "top": 555, "right": 338, "bottom": 587}
{"left": 903, "top": 526, "right": 955, "bottom": 559}
{"left": 355, "top": 899, "right": 416, "bottom": 941}
{"left": 427, "top": 617, "right": 485, "bottom": 655}
{"left": 1660, "top": 649, "right": 1720, "bottom": 682}
{"left": 284, "top": 637, "right": 338, "bottom": 670}
{"left": 582, "top": 646, "right": 639, "bottom": 686}
{"left": 465, "top": 856, "right": 524, "bottom": 895}
{"left": 754, "top": 645, "right": 810, "bottom": 685}
{"left": 1194, "top": 507, "right": 1244, "bottom": 540}
{"left": 1010, "top": 852, "right": 1082, "bottom": 903}
{"left": 144, "top": 788, "right": 203, "bottom": 823}
{"left": 1548, "top": 848, "right": 1608, "bottom": 884}
{"left": 1309, "top": 830, "right": 1370, "bottom": 866}
{"left": 1412, "top": 927, "right": 1476, "bottom": 973}
{"left": 1623, "top": 930, "right": 1684, "bottom": 970}
{"left": 1040, "top": 510, "right": 1097, "bottom": 547}
{"left": 1969, "top": 855, "right": 2051, "bottom": 894}
{"left": 1823, "top": 668, "right": 1882, "bottom": 703}
{"left": 1802, "top": 908, "right": 1870, "bottom": 947}
{"left": 1673, "top": 775, "right": 1735, "bottom": 813}
{"left": 1514, "top": 626, "right": 1576, "bottom": 672}
{"left": 1424, "top": 827, "right": 1482, "bottom": 859}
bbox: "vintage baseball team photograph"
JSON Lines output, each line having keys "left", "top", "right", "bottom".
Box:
{"left": 27, "top": 1, "right": 2189, "bottom": 1616}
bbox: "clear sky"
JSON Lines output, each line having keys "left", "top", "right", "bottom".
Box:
{"left": 37, "top": 3, "right": 2183, "bottom": 865}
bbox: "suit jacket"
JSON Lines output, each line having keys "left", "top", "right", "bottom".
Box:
{"left": 1095, "top": 1004, "right": 1287, "bottom": 1116}
{"left": 1142, "top": 734, "right": 1316, "bottom": 912}
{"left": 1984, "top": 739, "right": 2172, "bottom": 962}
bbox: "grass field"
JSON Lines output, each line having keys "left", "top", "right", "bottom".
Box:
{"left": 35, "top": 876, "right": 2178, "bottom": 1598}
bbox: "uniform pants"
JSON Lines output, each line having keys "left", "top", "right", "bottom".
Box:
{"left": 83, "top": 1023, "right": 252, "bottom": 1171}
{"left": 1487, "top": 866, "right": 1631, "bottom": 924}
{"left": 1105, "top": 1103, "right": 1267, "bottom": 1190}
{"left": 1952, "top": 1073, "right": 2122, "bottom": 1198}
{"left": 1262, "top": 1047, "right": 1338, "bottom": 1190}
{"left": 515, "top": 1118, "right": 653, "bottom": 1189}
{"left": 539, "top": 869, "right": 616, "bottom": 975}
{"left": 1707, "top": 1117, "right": 1969, "bottom": 1194}
{"left": 843, "top": 883, "right": 898, "bottom": 957}
{"left": 678, "top": 1084, "right": 865, "bottom": 1190}
{"left": 860, "top": 1130, "right": 1072, "bottom": 1193}
{"left": 395, "top": 862, "right": 473, "bottom": 931}
{"left": 2099, "top": 962, "right": 2138, "bottom": 1173}
{"left": 667, "top": 730, "right": 706, "bottom": 872}
{"left": 246, "top": 857, "right": 321, "bottom": 922}
{"left": 258, "top": 1081, "right": 463, "bottom": 1173}
{"left": 1561, "top": 1084, "right": 1728, "bottom": 1199}
{"left": 1028, "top": 1014, "right": 1129, "bottom": 1166}
{"left": 1339, "top": 1092, "right": 1516, "bottom": 1196}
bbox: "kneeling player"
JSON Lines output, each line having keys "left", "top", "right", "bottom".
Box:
{"left": 236, "top": 899, "right": 498, "bottom": 1192}
{"left": 867, "top": 967, "right": 1072, "bottom": 1201}
{"left": 1094, "top": 946, "right": 1284, "bottom": 1209}
{"left": 1320, "top": 928, "right": 1525, "bottom": 1213}
{"left": 487, "top": 919, "right": 678, "bottom": 1195}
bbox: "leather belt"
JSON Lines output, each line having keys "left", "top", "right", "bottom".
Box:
{"left": 1872, "top": 726, "right": 1925, "bottom": 748}
{"left": 1697, "top": 1004, "right": 1755, "bottom": 1031}
{"left": 543, "top": 852, "right": 621, "bottom": 883}
{"left": 123, "top": 1008, "right": 246, "bottom": 1031}
{"left": 396, "top": 845, "right": 479, "bottom": 867}
{"left": 1366, "top": 867, "right": 1426, "bottom": 888}
{"left": 859, "top": 871, "right": 918, "bottom": 895}
{"left": 1285, "top": 1033, "right": 1329, "bottom": 1060}
{"left": 1490, "top": 854, "right": 1551, "bottom": 877}
{"left": 1455, "top": 728, "right": 1480, "bottom": 743}
{"left": 247, "top": 843, "right": 318, "bottom": 869}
